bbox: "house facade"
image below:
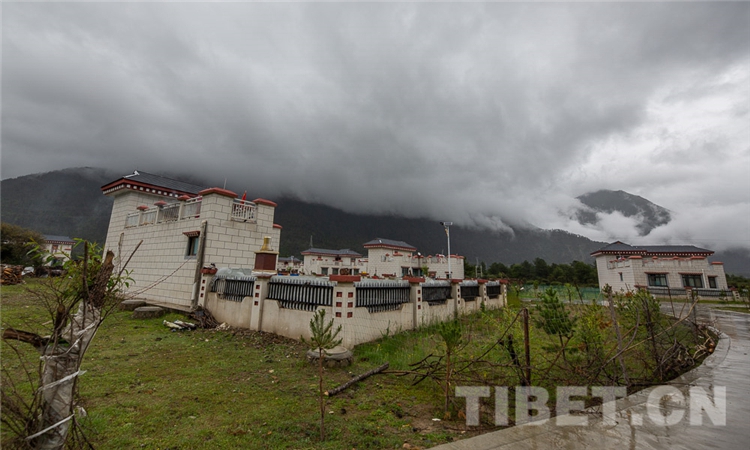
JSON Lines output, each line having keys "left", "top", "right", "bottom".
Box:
{"left": 591, "top": 241, "right": 729, "bottom": 297}
{"left": 276, "top": 256, "right": 303, "bottom": 273}
{"left": 363, "top": 238, "right": 465, "bottom": 279}
{"left": 301, "top": 248, "right": 366, "bottom": 276}
{"left": 42, "top": 235, "right": 75, "bottom": 266}
{"left": 101, "top": 171, "right": 281, "bottom": 309}
{"left": 300, "top": 238, "right": 466, "bottom": 280}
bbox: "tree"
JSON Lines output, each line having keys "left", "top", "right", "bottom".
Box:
{"left": 488, "top": 262, "right": 508, "bottom": 278}
{"left": 1, "top": 240, "right": 134, "bottom": 449}
{"left": 307, "top": 309, "right": 342, "bottom": 441}
{"left": 435, "top": 319, "right": 463, "bottom": 414}
{"left": 0, "top": 222, "right": 44, "bottom": 266}
{"left": 534, "top": 288, "right": 576, "bottom": 357}
{"left": 533, "top": 257, "right": 551, "bottom": 282}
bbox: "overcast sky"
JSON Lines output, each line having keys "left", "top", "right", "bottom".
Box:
{"left": 2, "top": 1, "right": 749, "bottom": 253}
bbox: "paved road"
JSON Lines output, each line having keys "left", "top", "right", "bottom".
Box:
{"left": 431, "top": 306, "right": 750, "bottom": 450}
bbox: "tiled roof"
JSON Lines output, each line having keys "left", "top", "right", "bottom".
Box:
{"left": 101, "top": 170, "right": 208, "bottom": 197}
{"left": 43, "top": 235, "right": 74, "bottom": 243}
{"left": 301, "top": 248, "right": 363, "bottom": 258}
{"left": 363, "top": 238, "right": 417, "bottom": 251}
{"left": 591, "top": 241, "right": 713, "bottom": 256}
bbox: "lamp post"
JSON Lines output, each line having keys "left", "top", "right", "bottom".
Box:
{"left": 440, "top": 222, "right": 453, "bottom": 279}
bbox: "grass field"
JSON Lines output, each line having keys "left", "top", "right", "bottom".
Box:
{"left": 1, "top": 280, "right": 710, "bottom": 449}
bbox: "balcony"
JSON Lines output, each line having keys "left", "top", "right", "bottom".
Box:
{"left": 124, "top": 197, "right": 260, "bottom": 229}
{"left": 125, "top": 198, "right": 203, "bottom": 228}
{"left": 231, "top": 199, "right": 257, "bottom": 223}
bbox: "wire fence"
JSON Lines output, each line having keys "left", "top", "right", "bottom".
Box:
{"left": 517, "top": 284, "right": 604, "bottom": 303}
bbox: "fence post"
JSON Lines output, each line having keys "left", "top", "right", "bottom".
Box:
{"left": 451, "top": 280, "right": 460, "bottom": 317}
{"left": 251, "top": 275, "right": 272, "bottom": 331}
{"left": 522, "top": 307, "right": 531, "bottom": 386}
{"left": 407, "top": 278, "right": 424, "bottom": 331}
{"left": 329, "top": 275, "right": 359, "bottom": 347}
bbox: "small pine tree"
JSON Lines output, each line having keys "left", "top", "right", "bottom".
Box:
{"left": 535, "top": 288, "right": 576, "bottom": 354}
{"left": 308, "top": 309, "right": 342, "bottom": 441}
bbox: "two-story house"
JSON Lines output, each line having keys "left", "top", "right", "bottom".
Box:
{"left": 592, "top": 241, "right": 729, "bottom": 297}
{"left": 300, "top": 248, "right": 365, "bottom": 276}
{"left": 101, "top": 171, "right": 281, "bottom": 309}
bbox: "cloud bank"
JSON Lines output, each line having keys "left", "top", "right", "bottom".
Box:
{"left": 2, "top": 2, "right": 749, "bottom": 252}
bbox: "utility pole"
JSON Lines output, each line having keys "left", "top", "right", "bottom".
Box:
{"left": 440, "top": 222, "right": 453, "bottom": 279}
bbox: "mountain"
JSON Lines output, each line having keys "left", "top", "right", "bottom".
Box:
{"left": 576, "top": 189, "right": 671, "bottom": 236}
{"left": 0, "top": 167, "right": 118, "bottom": 246}
{"left": 2, "top": 168, "right": 747, "bottom": 276}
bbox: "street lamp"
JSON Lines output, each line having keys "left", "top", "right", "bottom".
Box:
{"left": 440, "top": 222, "right": 453, "bottom": 279}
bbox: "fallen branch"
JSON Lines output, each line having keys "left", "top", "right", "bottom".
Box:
{"left": 325, "top": 363, "right": 389, "bottom": 397}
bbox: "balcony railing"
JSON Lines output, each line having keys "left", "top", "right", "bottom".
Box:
{"left": 231, "top": 199, "right": 257, "bottom": 223}
{"left": 159, "top": 203, "right": 180, "bottom": 222}
{"left": 181, "top": 198, "right": 202, "bottom": 219}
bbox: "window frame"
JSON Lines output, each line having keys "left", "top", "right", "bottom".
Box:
{"left": 681, "top": 274, "right": 704, "bottom": 288}
{"left": 186, "top": 236, "right": 200, "bottom": 257}
{"left": 647, "top": 273, "right": 669, "bottom": 287}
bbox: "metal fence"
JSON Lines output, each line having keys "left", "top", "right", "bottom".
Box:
{"left": 519, "top": 284, "right": 603, "bottom": 302}
{"left": 355, "top": 280, "right": 410, "bottom": 313}
{"left": 486, "top": 281, "right": 502, "bottom": 298}
{"left": 267, "top": 277, "right": 333, "bottom": 311}
{"left": 460, "top": 281, "right": 480, "bottom": 301}
{"left": 422, "top": 280, "right": 451, "bottom": 305}
{"left": 210, "top": 275, "right": 257, "bottom": 302}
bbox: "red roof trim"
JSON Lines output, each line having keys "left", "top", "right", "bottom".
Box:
{"left": 101, "top": 179, "right": 195, "bottom": 198}
{"left": 329, "top": 275, "right": 361, "bottom": 283}
{"left": 183, "top": 230, "right": 200, "bottom": 238}
{"left": 253, "top": 198, "right": 278, "bottom": 208}
{"left": 273, "top": 224, "right": 282, "bottom": 229}
{"left": 199, "top": 187, "right": 237, "bottom": 198}
{"left": 364, "top": 244, "right": 417, "bottom": 252}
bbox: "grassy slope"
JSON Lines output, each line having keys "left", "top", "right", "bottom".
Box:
{"left": 2, "top": 281, "right": 711, "bottom": 449}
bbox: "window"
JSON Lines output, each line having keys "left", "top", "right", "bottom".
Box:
{"left": 321, "top": 267, "right": 329, "bottom": 275}
{"left": 708, "top": 277, "right": 717, "bottom": 289}
{"left": 332, "top": 268, "right": 339, "bottom": 275}
{"left": 682, "top": 274, "right": 703, "bottom": 288}
{"left": 186, "top": 236, "right": 200, "bottom": 257}
{"left": 51, "top": 244, "right": 59, "bottom": 252}
{"left": 647, "top": 274, "right": 668, "bottom": 287}
{"left": 619, "top": 273, "right": 623, "bottom": 282}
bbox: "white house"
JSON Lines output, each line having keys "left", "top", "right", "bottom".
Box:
{"left": 42, "top": 235, "right": 75, "bottom": 266}
{"left": 300, "top": 248, "right": 366, "bottom": 276}
{"left": 101, "top": 171, "right": 281, "bottom": 309}
{"left": 591, "top": 241, "right": 729, "bottom": 297}
{"left": 276, "top": 256, "right": 303, "bottom": 274}
{"left": 300, "top": 238, "right": 466, "bottom": 279}
{"left": 363, "top": 238, "right": 465, "bottom": 279}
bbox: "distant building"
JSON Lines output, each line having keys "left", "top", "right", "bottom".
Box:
{"left": 42, "top": 235, "right": 74, "bottom": 266}
{"left": 301, "top": 248, "right": 366, "bottom": 276}
{"left": 363, "top": 238, "right": 465, "bottom": 279}
{"left": 276, "top": 256, "right": 303, "bottom": 273}
{"left": 591, "top": 241, "right": 729, "bottom": 297}
{"left": 301, "top": 238, "right": 465, "bottom": 279}
{"left": 101, "top": 170, "right": 281, "bottom": 309}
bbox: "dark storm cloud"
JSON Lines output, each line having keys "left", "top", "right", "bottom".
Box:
{"left": 2, "top": 2, "right": 749, "bottom": 250}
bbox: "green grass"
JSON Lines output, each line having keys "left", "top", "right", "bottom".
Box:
{"left": 2, "top": 281, "right": 710, "bottom": 448}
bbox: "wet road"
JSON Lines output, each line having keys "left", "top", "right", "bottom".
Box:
{"left": 431, "top": 306, "right": 750, "bottom": 450}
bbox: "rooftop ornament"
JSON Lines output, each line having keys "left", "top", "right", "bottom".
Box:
{"left": 136, "top": 205, "right": 149, "bottom": 211}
